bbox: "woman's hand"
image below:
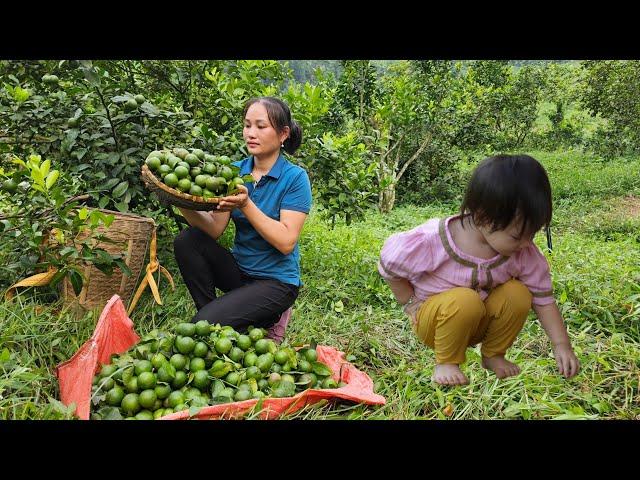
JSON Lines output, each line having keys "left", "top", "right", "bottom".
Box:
{"left": 217, "top": 185, "right": 249, "bottom": 212}
{"left": 553, "top": 343, "right": 580, "bottom": 378}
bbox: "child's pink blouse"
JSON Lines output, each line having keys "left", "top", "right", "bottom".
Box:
{"left": 378, "top": 215, "right": 555, "bottom": 306}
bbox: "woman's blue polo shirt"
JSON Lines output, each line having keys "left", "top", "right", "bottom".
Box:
{"left": 230, "top": 154, "right": 312, "bottom": 286}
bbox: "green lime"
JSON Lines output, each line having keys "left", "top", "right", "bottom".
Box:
{"left": 184, "top": 387, "right": 202, "bottom": 402}
{"left": 203, "top": 163, "right": 216, "bottom": 175}
{"left": 234, "top": 389, "right": 252, "bottom": 402}
{"left": 304, "top": 349, "right": 318, "bottom": 363}
{"left": 256, "top": 353, "right": 274, "bottom": 373}
{"left": 218, "top": 155, "right": 231, "bottom": 165}
{"left": 194, "top": 320, "right": 211, "bottom": 336}
{"left": 174, "top": 165, "right": 189, "bottom": 179}
{"left": 164, "top": 173, "right": 179, "bottom": 188}
{"left": 246, "top": 366, "right": 262, "bottom": 380}
{"left": 176, "top": 322, "right": 196, "bottom": 337}
{"left": 154, "top": 384, "right": 171, "bottom": 400}
{"left": 121, "top": 393, "right": 140, "bottom": 415}
{"left": 322, "top": 378, "right": 338, "bottom": 389}
{"left": 254, "top": 339, "right": 270, "bottom": 355}
{"left": 219, "top": 166, "right": 234, "bottom": 181}
{"left": 267, "top": 373, "right": 282, "bottom": 386}
{"left": 151, "top": 353, "right": 166, "bottom": 370}
{"left": 105, "top": 386, "right": 125, "bottom": 406}
{"left": 228, "top": 347, "right": 244, "bottom": 363}
{"left": 210, "top": 379, "right": 225, "bottom": 397}
{"left": 125, "top": 98, "right": 138, "bottom": 111}
{"left": 167, "top": 390, "right": 185, "bottom": 409}
{"left": 157, "top": 164, "right": 172, "bottom": 178}
{"left": 190, "top": 167, "right": 202, "bottom": 178}
{"left": 298, "top": 373, "right": 317, "bottom": 388}
{"left": 169, "top": 353, "right": 188, "bottom": 371}
{"left": 194, "top": 174, "right": 210, "bottom": 188}
{"left": 167, "top": 156, "right": 180, "bottom": 169}
{"left": 177, "top": 178, "right": 191, "bottom": 192}
{"left": 137, "top": 371, "right": 157, "bottom": 390}
{"left": 243, "top": 352, "right": 258, "bottom": 368}
{"left": 192, "top": 149, "right": 205, "bottom": 160}
{"left": 214, "top": 337, "right": 233, "bottom": 355}
{"left": 173, "top": 148, "right": 189, "bottom": 159}
{"left": 192, "top": 370, "right": 211, "bottom": 391}
{"left": 281, "top": 374, "right": 296, "bottom": 384}
{"left": 189, "top": 357, "right": 206, "bottom": 372}
{"left": 193, "top": 341, "right": 209, "bottom": 358}
{"left": 99, "top": 364, "right": 117, "bottom": 378}
{"left": 249, "top": 328, "right": 264, "bottom": 342}
{"left": 138, "top": 389, "right": 157, "bottom": 409}
{"left": 257, "top": 379, "right": 269, "bottom": 390}
{"left": 184, "top": 153, "right": 199, "bottom": 167}
{"left": 153, "top": 408, "right": 166, "bottom": 419}
{"left": 270, "top": 363, "right": 282, "bottom": 373}
{"left": 171, "top": 370, "right": 188, "bottom": 389}
{"left": 298, "top": 359, "right": 313, "bottom": 373}
{"left": 274, "top": 350, "right": 289, "bottom": 365}
{"left": 175, "top": 336, "right": 196, "bottom": 355}
{"left": 134, "top": 360, "right": 153, "bottom": 376}
{"left": 134, "top": 94, "right": 145, "bottom": 104}
{"left": 98, "top": 377, "right": 115, "bottom": 391}
{"left": 225, "top": 371, "right": 241, "bottom": 386}
{"left": 237, "top": 335, "right": 252, "bottom": 351}
{"left": 125, "top": 376, "right": 138, "bottom": 394}
{"left": 188, "top": 184, "right": 203, "bottom": 196}
{"left": 145, "top": 156, "right": 161, "bottom": 171}
{"left": 218, "top": 388, "right": 234, "bottom": 400}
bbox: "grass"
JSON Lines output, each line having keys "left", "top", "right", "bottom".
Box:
{"left": 1, "top": 150, "right": 639, "bottom": 419}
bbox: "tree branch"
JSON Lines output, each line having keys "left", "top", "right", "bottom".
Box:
{"left": 396, "top": 130, "right": 433, "bottom": 182}
{"left": 94, "top": 87, "right": 120, "bottom": 152}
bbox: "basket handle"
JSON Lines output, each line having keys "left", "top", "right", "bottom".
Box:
{"left": 127, "top": 227, "right": 175, "bottom": 315}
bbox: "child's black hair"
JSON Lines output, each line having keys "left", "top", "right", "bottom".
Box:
{"left": 460, "top": 154, "right": 552, "bottom": 237}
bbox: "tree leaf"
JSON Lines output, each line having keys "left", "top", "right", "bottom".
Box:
{"left": 311, "top": 361, "right": 332, "bottom": 377}
{"left": 45, "top": 170, "right": 60, "bottom": 190}
{"left": 82, "top": 67, "right": 101, "bottom": 87}
{"left": 68, "top": 270, "right": 84, "bottom": 296}
{"left": 112, "top": 181, "right": 129, "bottom": 198}
{"left": 40, "top": 159, "right": 51, "bottom": 179}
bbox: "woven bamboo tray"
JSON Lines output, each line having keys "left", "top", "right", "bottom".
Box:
{"left": 141, "top": 164, "right": 220, "bottom": 211}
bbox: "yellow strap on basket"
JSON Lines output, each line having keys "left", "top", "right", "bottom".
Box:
{"left": 4, "top": 267, "right": 59, "bottom": 301}
{"left": 127, "top": 227, "right": 175, "bottom": 315}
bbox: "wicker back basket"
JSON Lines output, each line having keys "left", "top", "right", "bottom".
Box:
{"left": 60, "top": 209, "right": 155, "bottom": 312}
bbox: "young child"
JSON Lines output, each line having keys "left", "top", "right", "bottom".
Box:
{"left": 378, "top": 154, "right": 580, "bottom": 385}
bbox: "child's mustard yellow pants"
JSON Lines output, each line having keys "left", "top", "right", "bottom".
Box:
{"left": 414, "top": 279, "right": 532, "bottom": 364}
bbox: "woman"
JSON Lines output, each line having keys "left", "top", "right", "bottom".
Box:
{"left": 174, "top": 97, "right": 311, "bottom": 339}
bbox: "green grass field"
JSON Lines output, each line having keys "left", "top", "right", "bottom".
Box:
{"left": 1, "top": 150, "right": 639, "bottom": 419}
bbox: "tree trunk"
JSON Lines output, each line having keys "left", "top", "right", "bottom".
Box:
{"left": 379, "top": 183, "right": 396, "bottom": 213}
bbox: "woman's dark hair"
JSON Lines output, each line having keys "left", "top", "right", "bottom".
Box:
{"left": 460, "top": 154, "right": 552, "bottom": 237}
{"left": 243, "top": 97, "right": 302, "bottom": 155}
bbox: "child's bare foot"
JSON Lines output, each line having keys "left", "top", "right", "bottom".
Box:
{"left": 481, "top": 355, "right": 520, "bottom": 379}
{"left": 432, "top": 364, "right": 469, "bottom": 385}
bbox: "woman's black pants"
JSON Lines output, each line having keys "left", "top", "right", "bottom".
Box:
{"left": 173, "top": 226, "right": 299, "bottom": 332}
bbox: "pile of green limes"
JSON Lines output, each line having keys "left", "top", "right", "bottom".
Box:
{"left": 90, "top": 322, "right": 342, "bottom": 420}
{"left": 144, "top": 147, "right": 252, "bottom": 198}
